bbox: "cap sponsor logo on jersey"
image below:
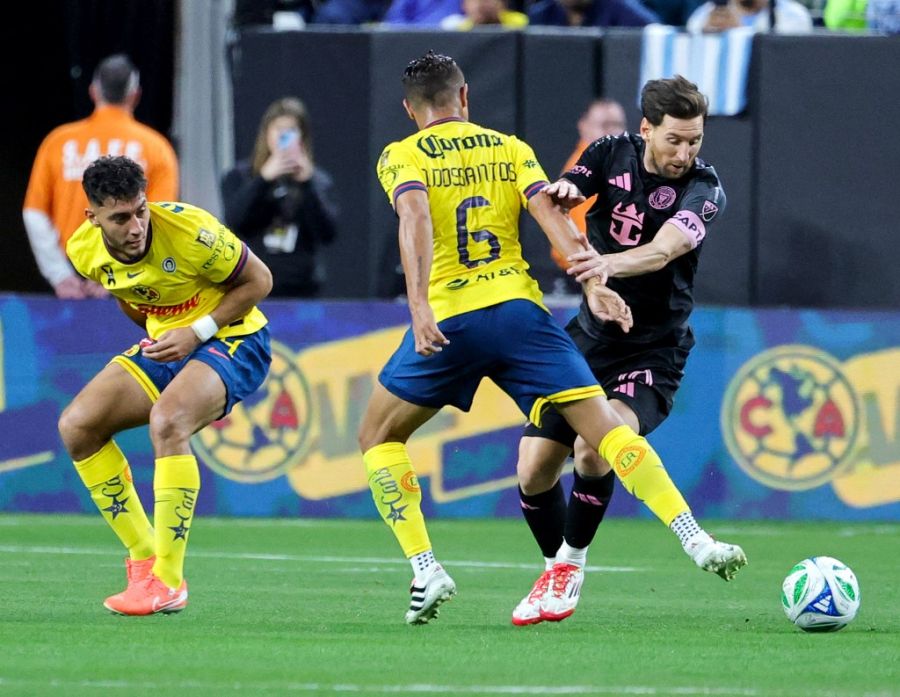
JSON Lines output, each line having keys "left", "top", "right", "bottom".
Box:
{"left": 196, "top": 228, "right": 216, "bottom": 248}
{"left": 648, "top": 186, "right": 676, "bottom": 210}
{"left": 162, "top": 257, "right": 177, "bottom": 273}
{"left": 701, "top": 200, "right": 719, "bottom": 222}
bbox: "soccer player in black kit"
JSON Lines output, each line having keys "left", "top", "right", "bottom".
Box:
{"left": 511, "top": 75, "right": 747, "bottom": 626}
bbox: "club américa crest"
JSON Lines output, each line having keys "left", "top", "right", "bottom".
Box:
{"left": 192, "top": 340, "right": 313, "bottom": 482}
{"left": 721, "top": 345, "right": 862, "bottom": 491}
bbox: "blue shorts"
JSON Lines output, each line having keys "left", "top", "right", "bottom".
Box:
{"left": 379, "top": 300, "right": 603, "bottom": 424}
{"left": 112, "top": 327, "right": 272, "bottom": 417}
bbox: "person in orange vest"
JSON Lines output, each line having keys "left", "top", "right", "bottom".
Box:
{"left": 23, "top": 54, "right": 179, "bottom": 299}
{"left": 550, "top": 99, "right": 627, "bottom": 287}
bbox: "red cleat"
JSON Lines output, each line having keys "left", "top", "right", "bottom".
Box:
{"left": 512, "top": 569, "right": 552, "bottom": 626}
{"left": 539, "top": 562, "right": 584, "bottom": 622}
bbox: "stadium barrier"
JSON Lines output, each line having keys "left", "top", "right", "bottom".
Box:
{"left": 227, "top": 29, "right": 899, "bottom": 310}
{"left": 1, "top": 293, "right": 897, "bottom": 520}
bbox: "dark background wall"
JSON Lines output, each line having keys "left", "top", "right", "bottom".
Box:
{"left": 2, "top": 17, "right": 897, "bottom": 311}
{"left": 227, "top": 28, "right": 899, "bottom": 309}
{"left": 752, "top": 35, "right": 900, "bottom": 309}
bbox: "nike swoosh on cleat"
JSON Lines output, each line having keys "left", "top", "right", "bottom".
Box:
{"left": 152, "top": 592, "right": 187, "bottom": 612}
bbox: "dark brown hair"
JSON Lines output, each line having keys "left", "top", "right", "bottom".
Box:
{"left": 82, "top": 156, "right": 147, "bottom": 205}
{"left": 641, "top": 75, "right": 708, "bottom": 125}
{"left": 401, "top": 50, "right": 465, "bottom": 108}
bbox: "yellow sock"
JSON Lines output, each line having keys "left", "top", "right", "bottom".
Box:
{"left": 364, "top": 442, "right": 431, "bottom": 557}
{"left": 152, "top": 454, "right": 200, "bottom": 588}
{"left": 74, "top": 441, "right": 154, "bottom": 560}
{"left": 599, "top": 424, "right": 689, "bottom": 526}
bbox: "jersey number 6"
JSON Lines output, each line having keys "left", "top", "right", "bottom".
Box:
{"left": 456, "top": 196, "right": 500, "bottom": 269}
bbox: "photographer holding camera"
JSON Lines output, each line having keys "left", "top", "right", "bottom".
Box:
{"left": 221, "top": 97, "right": 339, "bottom": 298}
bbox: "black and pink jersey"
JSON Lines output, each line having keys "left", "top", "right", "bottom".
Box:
{"left": 563, "top": 133, "right": 725, "bottom": 343}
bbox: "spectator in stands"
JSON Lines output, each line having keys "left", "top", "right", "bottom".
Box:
{"left": 527, "top": 0, "right": 661, "bottom": 26}
{"left": 232, "top": 0, "right": 318, "bottom": 27}
{"left": 312, "top": 0, "right": 391, "bottom": 24}
{"left": 823, "top": 0, "right": 869, "bottom": 29}
{"left": 866, "top": 0, "right": 900, "bottom": 32}
{"left": 442, "top": 0, "right": 529, "bottom": 28}
{"left": 221, "top": 97, "right": 338, "bottom": 298}
{"left": 382, "top": 0, "right": 462, "bottom": 24}
{"left": 550, "top": 99, "right": 627, "bottom": 290}
{"left": 22, "top": 54, "right": 179, "bottom": 299}
{"left": 642, "top": 0, "right": 708, "bottom": 24}
{"left": 687, "top": 0, "right": 814, "bottom": 32}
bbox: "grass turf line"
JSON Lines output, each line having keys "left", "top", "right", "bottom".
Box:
{"left": 0, "top": 514, "right": 897, "bottom": 697}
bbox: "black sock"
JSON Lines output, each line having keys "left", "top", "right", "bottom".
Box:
{"left": 519, "top": 480, "right": 566, "bottom": 559}
{"left": 564, "top": 470, "right": 615, "bottom": 549}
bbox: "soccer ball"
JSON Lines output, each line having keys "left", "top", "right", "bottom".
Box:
{"left": 781, "top": 556, "right": 860, "bottom": 632}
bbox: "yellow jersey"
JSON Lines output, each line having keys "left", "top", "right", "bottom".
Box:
{"left": 67, "top": 201, "right": 267, "bottom": 340}
{"left": 377, "top": 118, "right": 549, "bottom": 322}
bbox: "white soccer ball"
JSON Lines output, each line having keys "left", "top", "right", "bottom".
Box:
{"left": 781, "top": 556, "right": 860, "bottom": 632}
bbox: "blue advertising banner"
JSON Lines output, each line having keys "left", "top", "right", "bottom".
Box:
{"left": 1, "top": 294, "right": 898, "bottom": 520}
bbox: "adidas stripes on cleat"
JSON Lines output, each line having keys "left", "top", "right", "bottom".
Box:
{"left": 405, "top": 563, "right": 456, "bottom": 625}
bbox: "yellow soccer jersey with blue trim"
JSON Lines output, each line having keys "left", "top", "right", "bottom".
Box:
{"left": 67, "top": 201, "right": 267, "bottom": 340}
{"left": 377, "top": 118, "right": 550, "bottom": 321}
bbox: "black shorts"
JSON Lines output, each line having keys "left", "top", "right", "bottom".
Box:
{"left": 522, "top": 317, "right": 695, "bottom": 447}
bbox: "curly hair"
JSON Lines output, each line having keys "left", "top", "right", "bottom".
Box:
{"left": 82, "top": 156, "right": 147, "bottom": 205}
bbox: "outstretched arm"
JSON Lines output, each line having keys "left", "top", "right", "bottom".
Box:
{"left": 566, "top": 223, "right": 693, "bottom": 282}
{"left": 528, "top": 190, "right": 630, "bottom": 332}
{"left": 395, "top": 189, "right": 448, "bottom": 357}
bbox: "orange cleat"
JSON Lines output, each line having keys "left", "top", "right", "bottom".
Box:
{"left": 104, "top": 572, "right": 188, "bottom": 616}
{"left": 104, "top": 556, "right": 156, "bottom": 608}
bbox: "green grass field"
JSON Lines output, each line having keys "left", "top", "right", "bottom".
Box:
{"left": 0, "top": 514, "right": 897, "bottom": 697}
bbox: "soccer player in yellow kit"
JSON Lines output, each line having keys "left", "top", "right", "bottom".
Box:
{"left": 60, "top": 156, "right": 272, "bottom": 616}
{"left": 359, "top": 51, "right": 720, "bottom": 625}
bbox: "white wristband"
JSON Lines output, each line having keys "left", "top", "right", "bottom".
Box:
{"left": 190, "top": 314, "right": 219, "bottom": 342}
